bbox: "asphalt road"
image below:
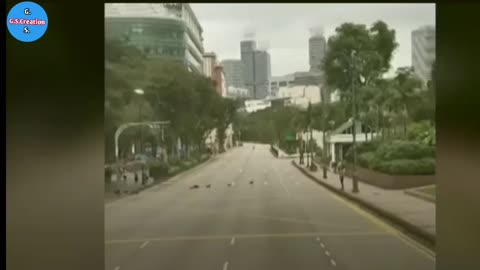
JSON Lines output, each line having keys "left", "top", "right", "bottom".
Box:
{"left": 105, "top": 143, "right": 435, "bottom": 270}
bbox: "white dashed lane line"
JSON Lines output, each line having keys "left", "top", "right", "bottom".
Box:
{"left": 325, "top": 251, "right": 331, "bottom": 257}
{"left": 320, "top": 243, "right": 325, "bottom": 248}
{"left": 222, "top": 261, "right": 229, "bottom": 270}
{"left": 113, "top": 267, "right": 120, "bottom": 270}
{"left": 330, "top": 259, "right": 337, "bottom": 267}
{"left": 139, "top": 241, "right": 149, "bottom": 249}
{"left": 230, "top": 237, "right": 236, "bottom": 245}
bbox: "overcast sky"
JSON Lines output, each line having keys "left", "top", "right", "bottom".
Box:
{"left": 191, "top": 3, "right": 435, "bottom": 77}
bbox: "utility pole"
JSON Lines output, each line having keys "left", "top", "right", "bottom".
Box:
{"left": 351, "top": 50, "right": 360, "bottom": 193}
{"left": 309, "top": 103, "right": 314, "bottom": 169}
{"left": 252, "top": 50, "right": 256, "bottom": 99}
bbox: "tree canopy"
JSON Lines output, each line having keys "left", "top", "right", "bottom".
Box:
{"left": 105, "top": 39, "right": 235, "bottom": 162}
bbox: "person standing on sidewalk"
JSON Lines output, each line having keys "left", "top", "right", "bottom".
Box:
{"left": 338, "top": 161, "right": 345, "bottom": 190}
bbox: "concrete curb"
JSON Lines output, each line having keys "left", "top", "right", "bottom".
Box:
{"left": 405, "top": 189, "right": 436, "bottom": 203}
{"left": 291, "top": 160, "right": 436, "bottom": 248}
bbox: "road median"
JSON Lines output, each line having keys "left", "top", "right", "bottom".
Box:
{"left": 291, "top": 160, "right": 435, "bottom": 248}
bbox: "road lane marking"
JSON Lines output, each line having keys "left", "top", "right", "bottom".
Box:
{"left": 277, "top": 178, "right": 291, "bottom": 196}
{"left": 328, "top": 191, "right": 435, "bottom": 261}
{"left": 240, "top": 213, "right": 362, "bottom": 229}
{"left": 223, "top": 261, "right": 229, "bottom": 270}
{"left": 330, "top": 259, "right": 337, "bottom": 266}
{"left": 316, "top": 237, "right": 320, "bottom": 241}
{"left": 325, "top": 251, "right": 330, "bottom": 256}
{"left": 264, "top": 181, "right": 268, "bottom": 185}
{"left": 113, "top": 267, "right": 120, "bottom": 270}
{"left": 320, "top": 243, "right": 325, "bottom": 248}
{"left": 105, "top": 231, "right": 389, "bottom": 244}
{"left": 230, "top": 237, "right": 235, "bottom": 245}
{"left": 139, "top": 241, "right": 149, "bottom": 249}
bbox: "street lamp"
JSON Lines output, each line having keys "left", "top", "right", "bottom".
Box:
{"left": 332, "top": 49, "right": 371, "bottom": 193}
{"left": 134, "top": 89, "right": 145, "bottom": 155}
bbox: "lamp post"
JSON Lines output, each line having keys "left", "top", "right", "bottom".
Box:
{"left": 134, "top": 89, "right": 145, "bottom": 155}
{"left": 350, "top": 51, "right": 360, "bottom": 193}
{"left": 333, "top": 50, "right": 376, "bottom": 193}
{"left": 309, "top": 101, "right": 315, "bottom": 171}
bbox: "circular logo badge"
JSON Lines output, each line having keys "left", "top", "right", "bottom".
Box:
{"left": 7, "top": 1, "right": 48, "bottom": 42}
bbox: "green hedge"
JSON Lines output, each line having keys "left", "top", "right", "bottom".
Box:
{"left": 372, "top": 158, "right": 435, "bottom": 175}
{"left": 375, "top": 140, "right": 435, "bottom": 161}
{"left": 353, "top": 140, "right": 436, "bottom": 175}
{"left": 358, "top": 151, "right": 377, "bottom": 169}
{"left": 149, "top": 162, "right": 170, "bottom": 179}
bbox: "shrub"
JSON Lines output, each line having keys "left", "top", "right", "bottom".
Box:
{"left": 149, "top": 161, "right": 170, "bottom": 179}
{"left": 375, "top": 140, "right": 435, "bottom": 161}
{"left": 373, "top": 158, "right": 435, "bottom": 175}
{"left": 407, "top": 121, "right": 436, "bottom": 146}
{"left": 358, "top": 152, "right": 377, "bottom": 169}
{"left": 356, "top": 140, "right": 382, "bottom": 154}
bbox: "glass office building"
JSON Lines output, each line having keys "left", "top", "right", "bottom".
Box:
{"left": 105, "top": 3, "right": 204, "bottom": 73}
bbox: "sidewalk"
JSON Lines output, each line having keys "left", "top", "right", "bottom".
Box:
{"left": 292, "top": 160, "right": 436, "bottom": 246}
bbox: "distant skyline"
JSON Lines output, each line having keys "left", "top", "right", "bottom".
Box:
{"left": 191, "top": 3, "right": 435, "bottom": 77}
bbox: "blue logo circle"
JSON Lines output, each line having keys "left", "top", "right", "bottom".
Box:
{"left": 7, "top": 1, "right": 48, "bottom": 42}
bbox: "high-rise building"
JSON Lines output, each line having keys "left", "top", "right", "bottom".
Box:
{"left": 212, "top": 65, "right": 227, "bottom": 97}
{"left": 220, "top": 59, "right": 244, "bottom": 88}
{"left": 240, "top": 40, "right": 256, "bottom": 97}
{"left": 240, "top": 40, "right": 271, "bottom": 99}
{"left": 411, "top": 25, "right": 436, "bottom": 83}
{"left": 105, "top": 3, "right": 204, "bottom": 73}
{"left": 203, "top": 52, "right": 217, "bottom": 78}
{"left": 253, "top": 50, "right": 271, "bottom": 99}
{"left": 309, "top": 34, "right": 327, "bottom": 72}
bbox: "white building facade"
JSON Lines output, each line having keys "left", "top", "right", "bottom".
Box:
{"left": 277, "top": 85, "right": 322, "bottom": 109}
{"left": 105, "top": 3, "right": 204, "bottom": 73}
{"left": 412, "top": 25, "right": 436, "bottom": 83}
{"left": 203, "top": 52, "right": 216, "bottom": 78}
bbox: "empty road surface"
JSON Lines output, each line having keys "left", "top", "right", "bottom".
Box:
{"left": 105, "top": 143, "right": 435, "bottom": 270}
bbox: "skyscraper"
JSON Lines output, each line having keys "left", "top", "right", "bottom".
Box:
{"left": 411, "top": 25, "right": 436, "bottom": 83}
{"left": 221, "top": 59, "right": 244, "bottom": 88}
{"left": 240, "top": 40, "right": 271, "bottom": 99}
{"left": 309, "top": 33, "right": 327, "bottom": 72}
{"left": 240, "top": 40, "right": 256, "bottom": 98}
{"left": 253, "top": 50, "right": 271, "bottom": 99}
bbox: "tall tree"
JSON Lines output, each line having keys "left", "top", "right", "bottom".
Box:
{"left": 392, "top": 66, "right": 423, "bottom": 135}
{"left": 322, "top": 21, "right": 398, "bottom": 97}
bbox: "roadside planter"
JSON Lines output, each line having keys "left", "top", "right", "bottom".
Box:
{"left": 346, "top": 166, "right": 435, "bottom": 189}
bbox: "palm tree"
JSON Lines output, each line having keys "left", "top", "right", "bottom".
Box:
{"left": 392, "top": 67, "right": 423, "bottom": 136}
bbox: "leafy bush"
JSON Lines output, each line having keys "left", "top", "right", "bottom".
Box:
{"left": 375, "top": 140, "right": 435, "bottom": 161}
{"left": 149, "top": 161, "right": 170, "bottom": 179}
{"left": 407, "top": 121, "right": 436, "bottom": 146}
{"left": 373, "top": 158, "right": 435, "bottom": 175}
{"left": 356, "top": 140, "right": 382, "bottom": 154}
{"left": 358, "top": 152, "right": 377, "bottom": 169}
